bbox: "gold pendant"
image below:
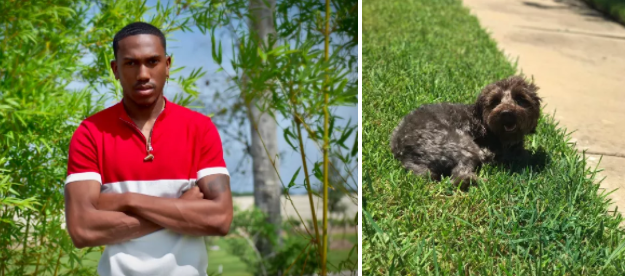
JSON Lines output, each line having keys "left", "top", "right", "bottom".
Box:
{"left": 144, "top": 154, "right": 154, "bottom": 161}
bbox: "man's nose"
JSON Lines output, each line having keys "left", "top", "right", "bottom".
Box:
{"left": 137, "top": 64, "right": 150, "bottom": 81}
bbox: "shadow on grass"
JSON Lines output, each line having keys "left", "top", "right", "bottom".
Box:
{"left": 494, "top": 147, "right": 550, "bottom": 175}
{"left": 384, "top": 147, "right": 551, "bottom": 194}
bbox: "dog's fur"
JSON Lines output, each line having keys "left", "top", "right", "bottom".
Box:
{"left": 390, "top": 76, "right": 542, "bottom": 190}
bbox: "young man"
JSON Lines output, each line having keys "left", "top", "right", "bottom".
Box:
{"left": 63, "top": 22, "right": 233, "bottom": 276}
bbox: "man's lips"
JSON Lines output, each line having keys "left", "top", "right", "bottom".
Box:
{"left": 134, "top": 85, "right": 155, "bottom": 94}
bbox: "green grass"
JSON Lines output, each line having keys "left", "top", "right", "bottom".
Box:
{"left": 206, "top": 238, "right": 253, "bottom": 276}
{"left": 16, "top": 233, "right": 353, "bottom": 276}
{"left": 582, "top": 0, "right": 625, "bottom": 25}
{"left": 362, "top": 0, "right": 625, "bottom": 274}
{"left": 8, "top": 231, "right": 358, "bottom": 276}
{"left": 4, "top": 248, "right": 102, "bottom": 275}
{"left": 6, "top": 233, "right": 355, "bottom": 275}
{"left": 206, "top": 234, "right": 357, "bottom": 275}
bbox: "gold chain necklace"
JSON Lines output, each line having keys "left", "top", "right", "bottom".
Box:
{"left": 143, "top": 101, "right": 166, "bottom": 162}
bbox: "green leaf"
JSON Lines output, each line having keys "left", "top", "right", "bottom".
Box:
{"left": 210, "top": 28, "right": 222, "bottom": 64}
{"left": 288, "top": 167, "right": 301, "bottom": 188}
{"left": 283, "top": 127, "right": 297, "bottom": 150}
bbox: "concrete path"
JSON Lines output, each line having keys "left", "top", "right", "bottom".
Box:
{"left": 233, "top": 194, "right": 358, "bottom": 221}
{"left": 462, "top": 0, "right": 625, "bottom": 217}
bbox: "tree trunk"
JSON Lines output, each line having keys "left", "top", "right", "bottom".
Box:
{"left": 247, "top": 0, "right": 281, "bottom": 260}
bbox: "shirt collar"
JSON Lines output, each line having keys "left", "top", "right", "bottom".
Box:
{"left": 117, "top": 96, "right": 170, "bottom": 123}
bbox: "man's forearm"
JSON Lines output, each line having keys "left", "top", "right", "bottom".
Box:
{"left": 94, "top": 176, "right": 232, "bottom": 237}
{"left": 71, "top": 209, "right": 162, "bottom": 248}
{"left": 123, "top": 193, "right": 230, "bottom": 236}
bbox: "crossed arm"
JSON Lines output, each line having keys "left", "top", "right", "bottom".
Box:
{"left": 64, "top": 174, "right": 232, "bottom": 248}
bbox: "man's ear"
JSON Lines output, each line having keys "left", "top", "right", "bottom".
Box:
{"left": 110, "top": 60, "right": 119, "bottom": 80}
{"left": 165, "top": 55, "right": 171, "bottom": 77}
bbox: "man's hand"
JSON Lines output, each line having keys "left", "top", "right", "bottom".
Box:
{"left": 120, "top": 174, "right": 233, "bottom": 236}
{"left": 91, "top": 177, "right": 231, "bottom": 238}
{"left": 98, "top": 185, "right": 203, "bottom": 212}
{"left": 180, "top": 186, "right": 204, "bottom": 200}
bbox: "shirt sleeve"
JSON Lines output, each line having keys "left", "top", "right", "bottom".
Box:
{"left": 197, "top": 118, "right": 229, "bottom": 180}
{"left": 65, "top": 123, "right": 102, "bottom": 185}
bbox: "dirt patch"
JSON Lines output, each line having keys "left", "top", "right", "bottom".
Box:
{"left": 329, "top": 239, "right": 353, "bottom": 250}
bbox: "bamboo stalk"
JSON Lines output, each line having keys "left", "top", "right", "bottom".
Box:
{"left": 243, "top": 98, "right": 312, "bottom": 235}
{"left": 293, "top": 115, "right": 358, "bottom": 205}
{"left": 18, "top": 212, "right": 31, "bottom": 274}
{"left": 296, "top": 120, "right": 321, "bottom": 256}
{"left": 283, "top": 240, "right": 311, "bottom": 275}
{"left": 321, "top": 0, "right": 331, "bottom": 274}
{"left": 287, "top": 78, "right": 322, "bottom": 259}
{"left": 33, "top": 197, "right": 50, "bottom": 276}
{"left": 53, "top": 248, "right": 63, "bottom": 276}
{"left": 0, "top": 205, "right": 9, "bottom": 276}
{"left": 300, "top": 247, "right": 311, "bottom": 276}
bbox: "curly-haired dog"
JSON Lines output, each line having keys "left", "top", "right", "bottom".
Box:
{"left": 390, "top": 76, "right": 542, "bottom": 191}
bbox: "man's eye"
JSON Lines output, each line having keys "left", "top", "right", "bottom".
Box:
{"left": 149, "top": 59, "right": 158, "bottom": 64}
{"left": 126, "top": 61, "right": 135, "bottom": 66}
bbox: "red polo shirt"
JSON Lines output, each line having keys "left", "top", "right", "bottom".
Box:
{"left": 65, "top": 97, "right": 228, "bottom": 276}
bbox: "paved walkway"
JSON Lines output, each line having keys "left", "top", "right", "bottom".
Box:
{"left": 462, "top": 0, "right": 625, "bottom": 218}
{"left": 233, "top": 194, "right": 358, "bottom": 221}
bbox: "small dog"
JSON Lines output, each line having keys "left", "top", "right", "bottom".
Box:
{"left": 390, "top": 76, "right": 541, "bottom": 190}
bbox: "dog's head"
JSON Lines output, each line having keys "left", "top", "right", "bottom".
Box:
{"left": 475, "top": 76, "right": 541, "bottom": 143}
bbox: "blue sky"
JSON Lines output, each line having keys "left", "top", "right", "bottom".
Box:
{"left": 71, "top": 0, "right": 358, "bottom": 194}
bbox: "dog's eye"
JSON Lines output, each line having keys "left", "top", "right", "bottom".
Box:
{"left": 515, "top": 97, "right": 529, "bottom": 107}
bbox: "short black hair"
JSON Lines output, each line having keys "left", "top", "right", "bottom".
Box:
{"left": 112, "top": 22, "right": 166, "bottom": 59}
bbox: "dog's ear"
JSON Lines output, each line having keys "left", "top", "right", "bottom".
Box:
{"left": 473, "top": 94, "right": 484, "bottom": 118}
{"left": 526, "top": 80, "right": 541, "bottom": 135}
{"left": 524, "top": 78, "right": 542, "bottom": 103}
{"left": 474, "top": 85, "right": 492, "bottom": 118}
{"left": 529, "top": 122, "right": 538, "bottom": 134}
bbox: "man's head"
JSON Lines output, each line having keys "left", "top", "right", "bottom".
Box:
{"left": 475, "top": 75, "right": 542, "bottom": 144}
{"left": 111, "top": 22, "right": 170, "bottom": 107}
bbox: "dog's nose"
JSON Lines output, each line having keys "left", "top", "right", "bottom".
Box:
{"left": 501, "top": 110, "right": 516, "bottom": 124}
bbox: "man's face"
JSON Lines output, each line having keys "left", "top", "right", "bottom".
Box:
{"left": 111, "top": 34, "right": 170, "bottom": 107}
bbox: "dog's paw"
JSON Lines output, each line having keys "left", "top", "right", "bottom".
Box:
{"left": 479, "top": 148, "right": 495, "bottom": 162}
{"left": 452, "top": 174, "right": 480, "bottom": 192}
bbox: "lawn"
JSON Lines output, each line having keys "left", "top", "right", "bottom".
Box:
{"left": 362, "top": 0, "right": 625, "bottom": 275}
{"left": 206, "top": 233, "right": 357, "bottom": 276}
{"left": 6, "top": 233, "right": 355, "bottom": 275}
